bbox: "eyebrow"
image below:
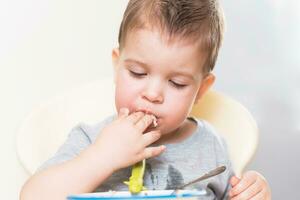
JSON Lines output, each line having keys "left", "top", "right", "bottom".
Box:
{"left": 124, "top": 59, "right": 149, "bottom": 68}
{"left": 124, "top": 58, "right": 196, "bottom": 81}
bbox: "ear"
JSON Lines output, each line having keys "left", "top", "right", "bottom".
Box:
{"left": 112, "top": 48, "right": 120, "bottom": 84}
{"left": 194, "top": 73, "right": 215, "bottom": 104}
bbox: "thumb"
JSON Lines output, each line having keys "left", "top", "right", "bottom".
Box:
{"left": 118, "top": 107, "right": 129, "bottom": 118}
{"left": 230, "top": 175, "right": 240, "bottom": 187}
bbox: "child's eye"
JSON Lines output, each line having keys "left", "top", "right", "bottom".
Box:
{"left": 169, "top": 80, "right": 187, "bottom": 89}
{"left": 129, "top": 70, "right": 147, "bottom": 78}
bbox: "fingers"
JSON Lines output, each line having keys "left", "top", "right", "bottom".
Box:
{"left": 230, "top": 179, "right": 261, "bottom": 200}
{"left": 142, "top": 130, "right": 161, "bottom": 147}
{"left": 139, "top": 145, "right": 166, "bottom": 159}
{"left": 127, "top": 111, "right": 146, "bottom": 124}
{"left": 250, "top": 192, "right": 264, "bottom": 200}
{"left": 230, "top": 176, "right": 241, "bottom": 187}
{"left": 230, "top": 172, "right": 256, "bottom": 197}
{"left": 251, "top": 188, "right": 269, "bottom": 200}
{"left": 118, "top": 108, "right": 156, "bottom": 132}
{"left": 134, "top": 114, "right": 155, "bottom": 131}
{"left": 118, "top": 108, "right": 144, "bottom": 123}
{"left": 118, "top": 107, "right": 129, "bottom": 118}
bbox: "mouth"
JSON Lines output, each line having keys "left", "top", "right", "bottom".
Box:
{"left": 136, "top": 109, "right": 159, "bottom": 118}
{"left": 135, "top": 109, "right": 160, "bottom": 128}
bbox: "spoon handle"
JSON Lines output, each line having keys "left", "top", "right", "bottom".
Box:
{"left": 176, "top": 165, "right": 226, "bottom": 190}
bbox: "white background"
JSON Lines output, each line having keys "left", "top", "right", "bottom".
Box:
{"left": 1, "top": 0, "right": 299, "bottom": 199}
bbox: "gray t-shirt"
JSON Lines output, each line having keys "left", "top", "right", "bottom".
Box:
{"left": 40, "top": 116, "right": 234, "bottom": 199}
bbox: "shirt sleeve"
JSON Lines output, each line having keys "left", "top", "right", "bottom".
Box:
{"left": 37, "top": 123, "right": 93, "bottom": 172}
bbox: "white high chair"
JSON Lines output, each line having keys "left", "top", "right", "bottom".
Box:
{"left": 16, "top": 76, "right": 258, "bottom": 177}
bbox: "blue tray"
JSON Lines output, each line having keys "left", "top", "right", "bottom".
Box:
{"left": 67, "top": 190, "right": 207, "bottom": 200}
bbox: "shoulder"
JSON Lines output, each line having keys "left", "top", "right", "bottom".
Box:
{"left": 194, "top": 118, "right": 226, "bottom": 148}
{"left": 193, "top": 118, "right": 230, "bottom": 161}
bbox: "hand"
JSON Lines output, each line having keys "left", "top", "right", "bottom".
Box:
{"left": 229, "top": 171, "right": 271, "bottom": 200}
{"left": 93, "top": 108, "right": 166, "bottom": 171}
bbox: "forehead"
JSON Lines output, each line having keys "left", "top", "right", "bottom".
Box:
{"left": 120, "top": 29, "right": 206, "bottom": 76}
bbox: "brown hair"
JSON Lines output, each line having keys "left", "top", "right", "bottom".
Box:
{"left": 118, "top": 0, "right": 225, "bottom": 73}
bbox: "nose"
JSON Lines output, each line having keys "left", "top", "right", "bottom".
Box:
{"left": 141, "top": 82, "right": 164, "bottom": 104}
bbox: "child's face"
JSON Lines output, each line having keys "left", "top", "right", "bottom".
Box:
{"left": 112, "top": 29, "right": 214, "bottom": 135}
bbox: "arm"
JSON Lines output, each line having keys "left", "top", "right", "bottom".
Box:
{"left": 20, "top": 109, "right": 165, "bottom": 200}
{"left": 20, "top": 144, "right": 114, "bottom": 200}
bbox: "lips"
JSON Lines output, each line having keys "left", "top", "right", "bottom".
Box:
{"left": 135, "top": 108, "right": 160, "bottom": 128}
{"left": 135, "top": 108, "right": 159, "bottom": 119}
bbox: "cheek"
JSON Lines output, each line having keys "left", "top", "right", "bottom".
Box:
{"left": 115, "top": 84, "right": 131, "bottom": 112}
{"left": 164, "top": 90, "right": 197, "bottom": 122}
{"left": 114, "top": 74, "right": 139, "bottom": 113}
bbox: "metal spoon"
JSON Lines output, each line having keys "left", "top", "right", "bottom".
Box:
{"left": 174, "top": 165, "right": 226, "bottom": 190}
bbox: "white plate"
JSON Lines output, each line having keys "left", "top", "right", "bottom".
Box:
{"left": 67, "top": 189, "right": 207, "bottom": 199}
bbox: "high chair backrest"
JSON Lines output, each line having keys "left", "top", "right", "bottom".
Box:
{"left": 190, "top": 91, "right": 258, "bottom": 176}
{"left": 16, "top": 77, "right": 258, "bottom": 176}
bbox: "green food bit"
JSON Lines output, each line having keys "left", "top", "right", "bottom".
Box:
{"left": 124, "top": 159, "right": 146, "bottom": 193}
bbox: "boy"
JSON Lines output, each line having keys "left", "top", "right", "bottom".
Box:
{"left": 20, "top": 0, "right": 271, "bottom": 199}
